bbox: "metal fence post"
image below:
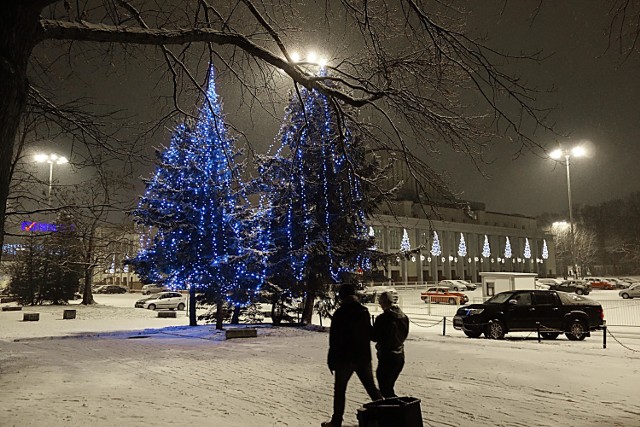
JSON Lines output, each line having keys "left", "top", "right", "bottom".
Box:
{"left": 603, "top": 320, "right": 607, "bottom": 349}
{"left": 443, "top": 316, "right": 446, "bottom": 336}
{"left": 536, "top": 322, "right": 541, "bottom": 343}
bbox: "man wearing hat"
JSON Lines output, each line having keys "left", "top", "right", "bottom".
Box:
{"left": 322, "top": 283, "right": 383, "bottom": 427}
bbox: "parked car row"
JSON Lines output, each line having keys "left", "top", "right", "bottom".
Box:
{"left": 438, "top": 280, "right": 478, "bottom": 292}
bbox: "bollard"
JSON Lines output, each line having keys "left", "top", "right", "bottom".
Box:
{"left": 442, "top": 316, "right": 446, "bottom": 336}
{"left": 602, "top": 320, "right": 607, "bottom": 349}
{"left": 536, "top": 322, "right": 541, "bottom": 343}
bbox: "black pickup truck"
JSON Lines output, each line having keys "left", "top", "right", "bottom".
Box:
{"left": 453, "top": 290, "right": 604, "bottom": 340}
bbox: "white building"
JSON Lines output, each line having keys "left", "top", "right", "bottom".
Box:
{"left": 369, "top": 200, "right": 556, "bottom": 285}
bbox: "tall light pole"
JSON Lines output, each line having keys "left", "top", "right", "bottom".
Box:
{"left": 550, "top": 145, "right": 586, "bottom": 278}
{"left": 34, "top": 153, "right": 68, "bottom": 206}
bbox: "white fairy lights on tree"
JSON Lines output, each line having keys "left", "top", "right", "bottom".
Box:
{"left": 482, "top": 235, "right": 491, "bottom": 258}
{"left": 430, "top": 231, "right": 442, "bottom": 256}
{"left": 504, "top": 236, "right": 512, "bottom": 259}
{"left": 524, "top": 238, "right": 532, "bottom": 259}
{"left": 458, "top": 233, "right": 467, "bottom": 257}
{"left": 400, "top": 228, "right": 411, "bottom": 252}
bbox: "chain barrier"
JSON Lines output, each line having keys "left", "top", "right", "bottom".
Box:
{"left": 409, "top": 317, "right": 444, "bottom": 328}
{"left": 605, "top": 328, "right": 640, "bottom": 353}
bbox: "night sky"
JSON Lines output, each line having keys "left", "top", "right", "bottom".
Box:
{"left": 32, "top": 1, "right": 640, "bottom": 219}
{"left": 451, "top": 1, "right": 640, "bottom": 216}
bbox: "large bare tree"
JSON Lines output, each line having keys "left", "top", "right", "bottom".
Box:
{"left": 2, "top": 0, "right": 563, "bottom": 259}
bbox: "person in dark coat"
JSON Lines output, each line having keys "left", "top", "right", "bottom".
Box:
{"left": 322, "top": 283, "right": 383, "bottom": 427}
{"left": 371, "top": 291, "right": 409, "bottom": 398}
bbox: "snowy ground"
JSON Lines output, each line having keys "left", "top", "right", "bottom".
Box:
{"left": 1, "top": 292, "right": 640, "bottom": 427}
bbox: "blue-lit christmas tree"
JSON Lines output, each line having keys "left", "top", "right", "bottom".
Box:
{"left": 256, "top": 75, "right": 381, "bottom": 323}
{"left": 131, "top": 65, "right": 259, "bottom": 328}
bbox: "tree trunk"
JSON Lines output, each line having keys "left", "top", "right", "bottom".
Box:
{"left": 0, "top": 4, "right": 43, "bottom": 261}
{"left": 215, "top": 301, "right": 224, "bottom": 330}
{"left": 301, "top": 293, "right": 315, "bottom": 325}
{"left": 189, "top": 286, "right": 197, "bottom": 326}
{"left": 82, "top": 264, "right": 94, "bottom": 304}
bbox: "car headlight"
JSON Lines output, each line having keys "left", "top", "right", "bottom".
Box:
{"left": 465, "top": 308, "right": 484, "bottom": 316}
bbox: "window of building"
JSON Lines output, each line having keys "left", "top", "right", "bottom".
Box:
{"left": 389, "top": 228, "right": 401, "bottom": 250}
{"left": 373, "top": 227, "right": 384, "bottom": 250}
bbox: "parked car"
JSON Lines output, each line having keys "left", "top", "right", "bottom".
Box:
{"left": 135, "top": 291, "right": 186, "bottom": 310}
{"left": 583, "top": 277, "right": 615, "bottom": 290}
{"left": 94, "top": 285, "right": 128, "bottom": 294}
{"left": 420, "top": 287, "right": 468, "bottom": 305}
{"left": 439, "top": 279, "right": 477, "bottom": 292}
{"left": 548, "top": 280, "right": 591, "bottom": 295}
{"left": 360, "top": 286, "right": 398, "bottom": 304}
{"left": 619, "top": 284, "right": 640, "bottom": 299}
{"left": 604, "top": 277, "right": 629, "bottom": 289}
{"left": 535, "top": 278, "right": 563, "bottom": 290}
{"left": 141, "top": 284, "right": 169, "bottom": 295}
{"left": 453, "top": 290, "right": 604, "bottom": 340}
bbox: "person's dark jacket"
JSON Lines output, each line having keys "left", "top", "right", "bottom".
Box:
{"left": 327, "top": 296, "right": 373, "bottom": 370}
{"left": 371, "top": 305, "right": 409, "bottom": 358}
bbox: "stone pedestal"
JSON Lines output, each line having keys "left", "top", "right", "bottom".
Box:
{"left": 225, "top": 328, "right": 258, "bottom": 339}
{"left": 23, "top": 313, "right": 39, "bottom": 321}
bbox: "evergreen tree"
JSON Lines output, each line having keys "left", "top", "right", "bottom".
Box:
{"left": 8, "top": 214, "right": 81, "bottom": 305}
{"left": 256, "top": 80, "right": 381, "bottom": 323}
{"left": 131, "top": 65, "right": 257, "bottom": 328}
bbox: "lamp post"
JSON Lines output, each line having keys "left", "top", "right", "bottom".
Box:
{"left": 34, "top": 153, "right": 68, "bottom": 206}
{"left": 550, "top": 145, "right": 586, "bottom": 278}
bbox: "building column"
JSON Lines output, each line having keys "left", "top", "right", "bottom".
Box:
{"left": 415, "top": 229, "right": 424, "bottom": 285}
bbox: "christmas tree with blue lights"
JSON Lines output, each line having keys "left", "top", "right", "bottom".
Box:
{"left": 131, "top": 65, "right": 260, "bottom": 328}
{"left": 256, "top": 76, "right": 381, "bottom": 323}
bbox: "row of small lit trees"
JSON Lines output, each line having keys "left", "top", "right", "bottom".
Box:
{"left": 130, "top": 65, "right": 382, "bottom": 327}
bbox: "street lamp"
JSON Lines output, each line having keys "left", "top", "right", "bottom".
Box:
{"left": 550, "top": 145, "right": 586, "bottom": 278}
{"left": 34, "top": 153, "right": 68, "bottom": 206}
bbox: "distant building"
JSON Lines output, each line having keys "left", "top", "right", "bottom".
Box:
{"left": 367, "top": 156, "right": 556, "bottom": 284}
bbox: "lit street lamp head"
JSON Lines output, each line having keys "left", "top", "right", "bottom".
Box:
{"left": 34, "top": 153, "right": 68, "bottom": 164}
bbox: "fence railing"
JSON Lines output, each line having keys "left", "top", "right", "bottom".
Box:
{"left": 599, "top": 300, "right": 640, "bottom": 327}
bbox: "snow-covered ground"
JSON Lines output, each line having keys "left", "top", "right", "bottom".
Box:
{"left": 1, "top": 292, "right": 640, "bottom": 426}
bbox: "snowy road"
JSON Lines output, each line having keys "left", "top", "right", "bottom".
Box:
{"left": 1, "top": 296, "right": 640, "bottom": 426}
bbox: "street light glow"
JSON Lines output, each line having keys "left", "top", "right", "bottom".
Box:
{"left": 34, "top": 153, "right": 68, "bottom": 164}
{"left": 571, "top": 146, "right": 586, "bottom": 157}
{"left": 552, "top": 221, "right": 570, "bottom": 230}
{"left": 290, "top": 52, "right": 300, "bottom": 62}
{"left": 550, "top": 149, "right": 562, "bottom": 159}
{"left": 317, "top": 57, "right": 327, "bottom": 67}
{"left": 307, "top": 51, "right": 317, "bottom": 63}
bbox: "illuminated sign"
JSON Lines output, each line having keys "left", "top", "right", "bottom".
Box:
{"left": 21, "top": 221, "right": 75, "bottom": 233}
